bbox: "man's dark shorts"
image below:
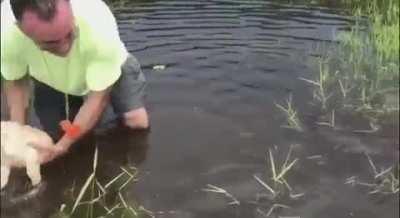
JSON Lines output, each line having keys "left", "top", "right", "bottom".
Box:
{"left": 33, "top": 55, "right": 146, "bottom": 140}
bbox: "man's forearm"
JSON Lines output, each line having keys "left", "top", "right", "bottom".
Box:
{"left": 57, "top": 89, "right": 111, "bottom": 147}
{"left": 4, "top": 80, "right": 29, "bottom": 124}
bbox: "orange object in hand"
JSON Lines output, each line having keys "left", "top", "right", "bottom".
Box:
{"left": 60, "top": 120, "right": 81, "bottom": 139}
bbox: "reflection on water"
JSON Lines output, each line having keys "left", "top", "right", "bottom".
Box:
{"left": 1, "top": 0, "right": 398, "bottom": 218}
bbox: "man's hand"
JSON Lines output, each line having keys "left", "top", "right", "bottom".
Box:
{"left": 53, "top": 139, "right": 72, "bottom": 156}
{"left": 32, "top": 145, "right": 59, "bottom": 164}
{"left": 34, "top": 138, "right": 72, "bottom": 164}
{"left": 38, "top": 149, "right": 57, "bottom": 164}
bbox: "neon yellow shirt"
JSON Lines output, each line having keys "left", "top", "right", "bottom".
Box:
{"left": 1, "top": 0, "right": 129, "bottom": 96}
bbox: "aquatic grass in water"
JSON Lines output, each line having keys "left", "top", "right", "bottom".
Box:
{"left": 253, "top": 145, "right": 303, "bottom": 217}
{"left": 301, "top": 0, "right": 399, "bottom": 126}
{"left": 299, "top": 59, "right": 337, "bottom": 110}
{"left": 316, "top": 110, "right": 336, "bottom": 128}
{"left": 50, "top": 147, "right": 153, "bottom": 218}
{"left": 256, "top": 204, "right": 291, "bottom": 218}
{"left": 275, "top": 95, "right": 303, "bottom": 132}
{"left": 203, "top": 145, "right": 302, "bottom": 216}
{"left": 337, "top": 32, "right": 398, "bottom": 122}
{"left": 345, "top": 153, "right": 399, "bottom": 195}
{"left": 202, "top": 184, "right": 240, "bottom": 205}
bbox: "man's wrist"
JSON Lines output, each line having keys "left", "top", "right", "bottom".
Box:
{"left": 57, "top": 136, "right": 74, "bottom": 151}
{"left": 60, "top": 120, "right": 81, "bottom": 140}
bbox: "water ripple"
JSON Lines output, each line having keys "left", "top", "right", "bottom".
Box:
{"left": 118, "top": 0, "right": 352, "bottom": 96}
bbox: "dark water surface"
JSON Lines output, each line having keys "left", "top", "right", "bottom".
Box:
{"left": 1, "top": 0, "right": 398, "bottom": 218}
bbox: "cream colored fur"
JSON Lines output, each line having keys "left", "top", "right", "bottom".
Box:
{"left": 1, "top": 121, "right": 54, "bottom": 189}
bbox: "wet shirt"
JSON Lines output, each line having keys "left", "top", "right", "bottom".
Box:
{"left": 1, "top": 0, "right": 129, "bottom": 96}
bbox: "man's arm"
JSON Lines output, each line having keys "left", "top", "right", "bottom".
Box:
{"left": 54, "top": 87, "right": 111, "bottom": 153}
{"left": 4, "top": 79, "right": 30, "bottom": 124}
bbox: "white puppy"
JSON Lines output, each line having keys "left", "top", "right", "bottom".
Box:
{"left": 1, "top": 121, "right": 54, "bottom": 189}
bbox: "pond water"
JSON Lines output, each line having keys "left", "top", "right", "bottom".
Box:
{"left": 1, "top": 0, "right": 399, "bottom": 218}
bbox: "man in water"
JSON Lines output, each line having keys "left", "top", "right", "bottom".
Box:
{"left": 1, "top": 0, "right": 150, "bottom": 162}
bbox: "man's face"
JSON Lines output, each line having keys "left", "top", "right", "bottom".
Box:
{"left": 19, "top": 0, "right": 75, "bottom": 57}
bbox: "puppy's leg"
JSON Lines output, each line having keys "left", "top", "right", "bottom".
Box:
{"left": 1, "top": 165, "right": 10, "bottom": 189}
{"left": 26, "top": 152, "right": 42, "bottom": 186}
{"left": 26, "top": 162, "right": 41, "bottom": 186}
